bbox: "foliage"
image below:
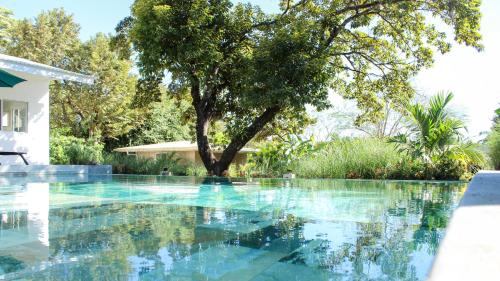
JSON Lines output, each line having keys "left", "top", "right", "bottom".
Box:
{"left": 51, "top": 33, "right": 139, "bottom": 142}
{"left": 0, "top": 7, "right": 14, "bottom": 50}
{"left": 487, "top": 127, "right": 500, "bottom": 170}
{"left": 4, "top": 9, "right": 138, "bottom": 145}
{"left": 50, "top": 134, "right": 103, "bottom": 165}
{"left": 248, "top": 136, "right": 477, "bottom": 180}
{"left": 255, "top": 109, "right": 316, "bottom": 141}
{"left": 390, "top": 92, "right": 485, "bottom": 176}
{"left": 487, "top": 107, "right": 500, "bottom": 170}
{"left": 248, "top": 136, "right": 317, "bottom": 177}
{"left": 129, "top": 0, "right": 482, "bottom": 175}
{"left": 104, "top": 153, "right": 186, "bottom": 175}
{"left": 289, "top": 138, "right": 411, "bottom": 179}
{"left": 112, "top": 91, "right": 192, "bottom": 148}
{"left": 494, "top": 107, "right": 500, "bottom": 125}
{"left": 185, "top": 164, "right": 208, "bottom": 177}
{"left": 5, "top": 8, "right": 80, "bottom": 68}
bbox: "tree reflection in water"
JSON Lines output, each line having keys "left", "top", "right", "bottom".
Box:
{"left": 0, "top": 176, "right": 465, "bottom": 280}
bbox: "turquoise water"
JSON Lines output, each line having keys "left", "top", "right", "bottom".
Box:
{"left": 0, "top": 175, "right": 465, "bottom": 280}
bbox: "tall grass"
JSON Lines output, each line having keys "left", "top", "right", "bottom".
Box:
{"left": 289, "top": 138, "right": 421, "bottom": 179}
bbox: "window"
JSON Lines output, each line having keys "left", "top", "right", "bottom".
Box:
{"left": 1, "top": 100, "right": 28, "bottom": 132}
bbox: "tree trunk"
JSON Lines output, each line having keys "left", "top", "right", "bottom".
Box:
{"left": 194, "top": 105, "right": 281, "bottom": 176}
{"left": 195, "top": 113, "right": 218, "bottom": 174}
{"left": 190, "top": 75, "right": 281, "bottom": 176}
{"left": 191, "top": 79, "right": 218, "bottom": 175}
{"left": 206, "top": 106, "right": 281, "bottom": 176}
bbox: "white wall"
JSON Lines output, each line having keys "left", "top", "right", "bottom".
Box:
{"left": 0, "top": 71, "right": 50, "bottom": 165}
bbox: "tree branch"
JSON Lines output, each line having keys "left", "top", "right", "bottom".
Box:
{"left": 218, "top": 105, "right": 281, "bottom": 168}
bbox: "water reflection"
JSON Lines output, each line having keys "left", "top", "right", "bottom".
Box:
{"left": 0, "top": 175, "right": 465, "bottom": 280}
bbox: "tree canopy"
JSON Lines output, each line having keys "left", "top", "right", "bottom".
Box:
{"left": 6, "top": 8, "right": 80, "bottom": 68}
{"left": 2, "top": 8, "right": 140, "bottom": 144}
{"left": 0, "top": 7, "right": 14, "bottom": 50}
{"left": 51, "top": 34, "right": 139, "bottom": 141}
{"left": 129, "top": 0, "right": 482, "bottom": 175}
{"left": 117, "top": 90, "right": 193, "bottom": 147}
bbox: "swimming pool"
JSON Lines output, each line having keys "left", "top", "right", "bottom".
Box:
{"left": 0, "top": 175, "right": 465, "bottom": 280}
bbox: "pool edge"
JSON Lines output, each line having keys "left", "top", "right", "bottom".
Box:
{"left": 0, "top": 165, "right": 112, "bottom": 175}
{"left": 428, "top": 170, "right": 500, "bottom": 281}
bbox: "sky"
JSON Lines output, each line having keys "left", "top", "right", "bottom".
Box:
{"left": 3, "top": 0, "right": 499, "bottom": 138}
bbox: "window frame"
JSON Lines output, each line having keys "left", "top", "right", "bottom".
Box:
{"left": 0, "top": 99, "right": 29, "bottom": 133}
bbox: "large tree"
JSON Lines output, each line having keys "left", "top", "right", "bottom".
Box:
{"left": 115, "top": 90, "right": 193, "bottom": 147}
{"left": 129, "top": 0, "right": 482, "bottom": 175}
{"left": 4, "top": 9, "right": 139, "bottom": 143}
{"left": 5, "top": 8, "right": 80, "bottom": 68}
{"left": 51, "top": 34, "right": 139, "bottom": 142}
{"left": 0, "top": 7, "right": 14, "bottom": 50}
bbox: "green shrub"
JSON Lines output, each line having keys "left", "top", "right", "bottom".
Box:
{"left": 431, "top": 158, "right": 468, "bottom": 180}
{"left": 487, "top": 126, "right": 500, "bottom": 170}
{"left": 186, "top": 164, "right": 208, "bottom": 177}
{"left": 50, "top": 134, "right": 103, "bottom": 165}
{"left": 104, "top": 152, "right": 186, "bottom": 175}
{"left": 385, "top": 159, "right": 426, "bottom": 180}
{"left": 248, "top": 136, "right": 316, "bottom": 177}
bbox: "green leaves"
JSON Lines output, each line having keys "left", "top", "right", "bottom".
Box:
{"left": 487, "top": 107, "right": 500, "bottom": 170}
{"left": 128, "top": 0, "right": 483, "bottom": 172}
{"left": 2, "top": 7, "right": 141, "bottom": 146}
{"left": 128, "top": 93, "right": 193, "bottom": 145}
{"left": 50, "top": 33, "right": 139, "bottom": 142}
{"left": 389, "top": 92, "right": 485, "bottom": 178}
{"left": 0, "top": 7, "right": 13, "bottom": 50}
{"left": 5, "top": 8, "right": 80, "bottom": 68}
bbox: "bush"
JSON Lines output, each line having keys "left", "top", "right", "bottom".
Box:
{"left": 487, "top": 126, "right": 500, "bottom": 170}
{"left": 248, "top": 136, "right": 316, "bottom": 177}
{"left": 385, "top": 159, "right": 426, "bottom": 180}
{"left": 50, "top": 134, "right": 103, "bottom": 165}
{"left": 186, "top": 164, "right": 208, "bottom": 177}
{"left": 432, "top": 158, "right": 469, "bottom": 181}
{"left": 104, "top": 153, "right": 186, "bottom": 175}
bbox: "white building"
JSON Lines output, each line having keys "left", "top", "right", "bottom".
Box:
{"left": 0, "top": 54, "right": 94, "bottom": 165}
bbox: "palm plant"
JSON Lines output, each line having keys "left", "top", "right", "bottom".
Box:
{"left": 390, "top": 92, "right": 484, "bottom": 171}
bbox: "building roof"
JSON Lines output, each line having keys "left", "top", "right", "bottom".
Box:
{"left": 0, "top": 54, "right": 94, "bottom": 84}
{"left": 114, "top": 141, "right": 258, "bottom": 154}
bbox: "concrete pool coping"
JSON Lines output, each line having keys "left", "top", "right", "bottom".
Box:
{"left": 428, "top": 171, "right": 500, "bottom": 281}
{"left": 0, "top": 164, "right": 112, "bottom": 175}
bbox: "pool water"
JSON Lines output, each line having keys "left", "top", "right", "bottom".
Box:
{"left": 0, "top": 175, "right": 465, "bottom": 280}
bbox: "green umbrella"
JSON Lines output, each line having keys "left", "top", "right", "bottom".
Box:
{"left": 0, "top": 69, "right": 26, "bottom": 87}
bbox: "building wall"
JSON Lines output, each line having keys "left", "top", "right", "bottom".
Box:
{"left": 207, "top": 153, "right": 248, "bottom": 167}
{"left": 137, "top": 151, "right": 196, "bottom": 165}
{"left": 0, "top": 71, "right": 50, "bottom": 165}
{"left": 136, "top": 150, "right": 249, "bottom": 167}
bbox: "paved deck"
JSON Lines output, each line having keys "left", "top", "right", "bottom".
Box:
{"left": 428, "top": 171, "right": 500, "bottom": 281}
{"left": 0, "top": 164, "right": 112, "bottom": 175}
